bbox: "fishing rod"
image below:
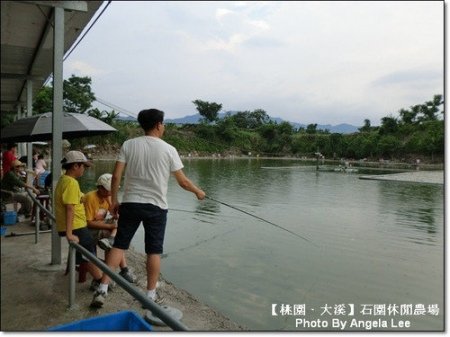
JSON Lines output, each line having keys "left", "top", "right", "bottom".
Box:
{"left": 206, "top": 196, "right": 316, "bottom": 246}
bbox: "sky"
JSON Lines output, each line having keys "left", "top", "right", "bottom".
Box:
{"left": 64, "top": 1, "right": 443, "bottom": 126}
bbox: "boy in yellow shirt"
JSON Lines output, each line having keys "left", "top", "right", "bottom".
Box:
{"left": 83, "top": 173, "right": 136, "bottom": 285}
{"left": 54, "top": 151, "right": 102, "bottom": 287}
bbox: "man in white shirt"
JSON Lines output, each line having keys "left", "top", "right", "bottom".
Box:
{"left": 91, "top": 108, "right": 205, "bottom": 308}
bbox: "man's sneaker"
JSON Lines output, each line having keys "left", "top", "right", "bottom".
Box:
{"left": 89, "top": 279, "right": 100, "bottom": 292}
{"left": 119, "top": 268, "right": 137, "bottom": 283}
{"left": 154, "top": 293, "right": 165, "bottom": 305}
{"left": 90, "top": 290, "right": 107, "bottom": 308}
{"left": 142, "top": 293, "right": 165, "bottom": 309}
{"left": 98, "top": 237, "right": 114, "bottom": 251}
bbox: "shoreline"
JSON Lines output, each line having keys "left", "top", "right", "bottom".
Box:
{"left": 91, "top": 151, "right": 444, "bottom": 171}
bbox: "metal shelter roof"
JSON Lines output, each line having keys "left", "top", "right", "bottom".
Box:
{"left": 1, "top": 1, "right": 103, "bottom": 115}
{"left": 1, "top": 1, "right": 105, "bottom": 266}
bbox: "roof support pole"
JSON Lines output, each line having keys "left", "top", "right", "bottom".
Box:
{"left": 17, "top": 104, "right": 27, "bottom": 158}
{"left": 26, "top": 80, "right": 33, "bottom": 170}
{"left": 51, "top": 6, "right": 64, "bottom": 265}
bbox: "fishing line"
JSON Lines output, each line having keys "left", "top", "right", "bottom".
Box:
{"left": 170, "top": 208, "right": 222, "bottom": 218}
{"left": 206, "top": 196, "right": 316, "bottom": 246}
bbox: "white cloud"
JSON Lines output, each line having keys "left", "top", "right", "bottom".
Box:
{"left": 248, "top": 19, "right": 270, "bottom": 31}
{"left": 65, "top": 60, "right": 105, "bottom": 77}
{"left": 216, "top": 8, "right": 233, "bottom": 21}
{"left": 65, "top": 1, "right": 443, "bottom": 125}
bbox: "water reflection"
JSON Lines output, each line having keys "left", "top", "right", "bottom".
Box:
{"left": 377, "top": 182, "right": 443, "bottom": 244}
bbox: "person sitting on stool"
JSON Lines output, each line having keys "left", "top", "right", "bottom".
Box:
{"left": 1, "top": 160, "right": 40, "bottom": 218}
{"left": 83, "top": 173, "right": 137, "bottom": 288}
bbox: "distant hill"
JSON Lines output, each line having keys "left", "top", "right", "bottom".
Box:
{"left": 116, "top": 115, "right": 138, "bottom": 122}
{"left": 117, "top": 112, "right": 359, "bottom": 134}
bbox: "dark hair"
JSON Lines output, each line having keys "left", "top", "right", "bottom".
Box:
{"left": 61, "top": 157, "right": 75, "bottom": 170}
{"left": 137, "top": 109, "right": 164, "bottom": 132}
{"left": 7, "top": 143, "right": 17, "bottom": 150}
{"left": 62, "top": 162, "right": 76, "bottom": 170}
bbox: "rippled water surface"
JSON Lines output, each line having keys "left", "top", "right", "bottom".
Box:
{"left": 81, "top": 159, "right": 444, "bottom": 331}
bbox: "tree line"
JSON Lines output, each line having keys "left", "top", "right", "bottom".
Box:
{"left": 187, "top": 94, "right": 444, "bottom": 162}
{"left": 2, "top": 75, "right": 443, "bottom": 163}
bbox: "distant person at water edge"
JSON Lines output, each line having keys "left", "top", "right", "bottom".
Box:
{"left": 91, "top": 108, "right": 206, "bottom": 308}
{"left": 83, "top": 173, "right": 137, "bottom": 287}
{"left": 2, "top": 143, "right": 18, "bottom": 174}
{"left": 1, "top": 160, "right": 40, "bottom": 217}
{"left": 54, "top": 151, "right": 103, "bottom": 286}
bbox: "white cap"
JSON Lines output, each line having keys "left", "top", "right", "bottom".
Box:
{"left": 97, "top": 173, "right": 112, "bottom": 191}
{"left": 61, "top": 151, "right": 92, "bottom": 166}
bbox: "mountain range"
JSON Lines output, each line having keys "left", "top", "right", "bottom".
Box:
{"left": 117, "top": 112, "right": 359, "bottom": 134}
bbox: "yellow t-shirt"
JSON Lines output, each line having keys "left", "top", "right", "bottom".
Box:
{"left": 83, "top": 190, "right": 110, "bottom": 222}
{"left": 54, "top": 174, "right": 87, "bottom": 232}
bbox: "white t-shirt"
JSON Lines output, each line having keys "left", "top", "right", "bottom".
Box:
{"left": 117, "top": 136, "right": 183, "bottom": 209}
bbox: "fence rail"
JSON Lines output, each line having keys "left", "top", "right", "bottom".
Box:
{"left": 25, "top": 188, "right": 188, "bottom": 331}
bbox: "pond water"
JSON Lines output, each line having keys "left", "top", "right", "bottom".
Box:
{"left": 80, "top": 158, "right": 444, "bottom": 331}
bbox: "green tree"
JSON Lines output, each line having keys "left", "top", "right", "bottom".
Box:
{"left": 32, "top": 75, "right": 96, "bottom": 114}
{"left": 306, "top": 123, "right": 318, "bottom": 134}
{"left": 250, "top": 109, "right": 270, "bottom": 127}
{"left": 231, "top": 111, "right": 252, "bottom": 129}
{"left": 419, "top": 120, "right": 444, "bottom": 161}
{"left": 377, "top": 135, "right": 401, "bottom": 158}
{"left": 87, "top": 107, "right": 103, "bottom": 120}
{"left": 192, "top": 99, "right": 222, "bottom": 124}
{"left": 87, "top": 108, "right": 119, "bottom": 125}
{"left": 33, "top": 86, "right": 53, "bottom": 113}
{"left": 398, "top": 108, "right": 416, "bottom": 125}
{"left": 216, "top": 117, "right": 239, "bottom": 142}
{"left": 328, "top": 133, "right": 345, "bottom": 158}
{"left": 64, "top": 75, "right": 96, "bottom": 113}
{"left": 1, "top": 112, "right": 16, "bottom": 128}
{"left": 418, "top": 94, "right": 443, "bottom": 123}
{"left": 379, "top": 116, "right": 398, "bottom": 135}
{"left": 230, "top": 109, "right": 270, "bottom": 129}
{"left": 358, "top": 119, "right": 372, "bottom": 132}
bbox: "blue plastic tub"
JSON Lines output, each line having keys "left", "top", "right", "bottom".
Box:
{"left": 3, "top": 211, "right": 17, "bottom": 225}
{"left": 48, "top": 311, "right": 152, "bottom": 331}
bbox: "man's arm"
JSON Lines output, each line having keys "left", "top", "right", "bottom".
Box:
{"left": 173, "top": 169, "right": 206, "bottom": 200}
{"left": 111, "top": 161, "right": 126, "bottom": 217}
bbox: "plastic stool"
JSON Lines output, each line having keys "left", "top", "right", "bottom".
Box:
{"left": 31, "top": 194, "right": 50, "bottom": 223}
{"left": 65, "top": 260, "right": 89, "bottom": 283}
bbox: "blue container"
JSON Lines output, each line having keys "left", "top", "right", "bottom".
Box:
{"left": 3, "top": 211, "right": 17, "bottom": 225}
{"left": 49, "top": 311, "right": 152, "bottom": 331}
